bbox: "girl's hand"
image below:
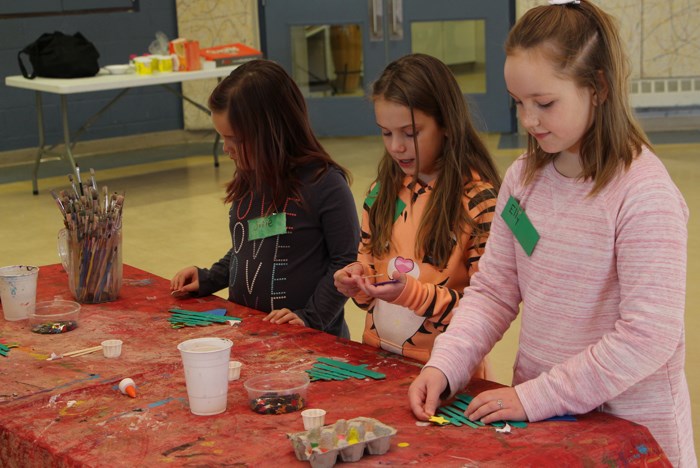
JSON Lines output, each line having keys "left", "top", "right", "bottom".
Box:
{"left": 465, "top": 387, "right": 526, "bottom": 424}
{"left": 170, "top": 266, "right": 199, "bottom": 294}
{"left": 409, "top": 366, "right": 448, "bottom": 420}
{"left": 334, "top": 263, "right": 364, "bottom": 297}
{"left": 358, "top": 271, "right": 406, "bottom": 302}
{"left": 263, "top": 308, "right": 304, "bottom": 326}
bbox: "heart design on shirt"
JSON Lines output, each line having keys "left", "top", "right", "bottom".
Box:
{"left": 394, "top": 257, "right": 415, "bottom": 274}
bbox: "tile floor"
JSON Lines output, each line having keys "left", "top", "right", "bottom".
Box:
{"left": 0, "top": 130, "right": 697, "bottom": 452}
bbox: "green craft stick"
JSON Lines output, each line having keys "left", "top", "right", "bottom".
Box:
{"left": 453, "top": 394, "right": 527, "bottom": 428}
{"left": 0, "top": 344, "right": 9, "bottom": 351}
{"left": 316, "top": 357, "right": 385, "bottom": 379}
{"left": 305, "top": 370, "right": 333, "bottom": 381}
{"left": 440, "top": 406, "right": 481, "bottom": 429}
{"left": 168, "top": 308, "right": 241, "bottom": 323}
{"left": 436, "top": 411, "right": 462, "bottom": 427}
{"left": 505, "top": 421, "right": 528, "bottom": 428}
{"left": 307, "top": 369, "right": 347, "bottom": 381}
{"left": 449, "top": 401, "right": 484, "bottom": 426}
{"left": 455, "top": 394, "right": 473, "bottom": 405}
{"left": 0, "top": 349, "right": 8, "bottom": 357}
{"left": 169, "top": 315, "right": 216, "bottom": 324}
{"left": 314, "top": 363, "right": 366, "bottom": 379}
{"left": 309, "top": 368, "right": 350, "bottom": 381}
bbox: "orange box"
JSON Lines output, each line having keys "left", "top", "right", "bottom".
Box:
{"left": 199, "top": 43, "right": 262, "bottom": 67}
{"left": 169, "top": 38, "right": 201, "bottom": 71}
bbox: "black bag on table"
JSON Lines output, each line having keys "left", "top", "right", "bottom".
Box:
{"left": 18, "top": 31, "right": 100, "bottom": 79}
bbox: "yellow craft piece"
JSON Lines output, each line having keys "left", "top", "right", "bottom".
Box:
{"left": 397, "top": 442, "right": 410, "bottom": 448}
{"left": 429, "top": 415, "right": 450, "bottom": 425}
{"left": 347, "top": 427, "right": 360, "bottom": 445}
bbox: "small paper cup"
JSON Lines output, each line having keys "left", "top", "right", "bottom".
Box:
{"left": 301, "top": 408, "right": 326, "bottom": 430}
{"left": 101, "top": 339, "right": 123, "bottom": 358}
{"left": 228, "top": 361, "right": 242, "bottom": 381}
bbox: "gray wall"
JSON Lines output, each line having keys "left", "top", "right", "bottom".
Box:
{"left": 0, "top": 1, "right": 181, "bottom": 152}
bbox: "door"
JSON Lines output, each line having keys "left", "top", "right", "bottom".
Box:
{"left": 261, "top": 0, "right": 515, "bottom": 136}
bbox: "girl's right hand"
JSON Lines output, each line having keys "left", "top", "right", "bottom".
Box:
{"left": 170, "top": 266, "right": 200, "bottom": 294}
{"left": 408, "top": 366, "right": 448, "bottom": 420}
{"left": 333, "top": 263, "right": 364, "bottom": 298}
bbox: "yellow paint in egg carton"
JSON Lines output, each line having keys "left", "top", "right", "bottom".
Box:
{"left": 288, "top": 417, "right": 397, "bottom": 467}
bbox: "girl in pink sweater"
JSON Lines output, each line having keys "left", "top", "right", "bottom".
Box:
{"left": 409, "top": 1, "right": 695, "bottom": 466}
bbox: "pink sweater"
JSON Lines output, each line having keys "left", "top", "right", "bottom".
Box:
{"left": 427, "top": 148, "right": 695, "bottom": 466}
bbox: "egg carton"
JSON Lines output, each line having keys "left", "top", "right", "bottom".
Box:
{"left": 288, "top": 417, "right": 397, "bottom": 467}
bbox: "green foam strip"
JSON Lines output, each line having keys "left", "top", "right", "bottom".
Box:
{"left": 316, "top": 357, "right": 385, "bottom": 379}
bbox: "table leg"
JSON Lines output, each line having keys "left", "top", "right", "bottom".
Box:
{"left": 159, "top": 83, "right": 220, "bottom": 167}
{"left": 60, "top": 95, "right": 79, "bottom": 185}
{"left": 32, "top": 91, "right": 46, "bottom": 195}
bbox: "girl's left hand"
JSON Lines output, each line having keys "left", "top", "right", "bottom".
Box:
{"left": 358, "top": 272, "right": 406, "bottom": 302}
{"left": 465, "top": 387, "right": 527, "bottom": 424}
{"left": 263, "top": 308, "right": 304, "bottom": 326}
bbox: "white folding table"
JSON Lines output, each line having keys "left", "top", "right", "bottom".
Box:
{"left": 5, "top": 65, "right": 238, "bottom": 194}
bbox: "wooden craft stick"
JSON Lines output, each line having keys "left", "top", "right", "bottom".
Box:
{"left": 440, "top": 406, "right": 480, "bottom": 428}
{"left": 63, "top": 345, "right": 102, "bottom": 357}
{"left": 168, "top": 308, "right": 241, "bottom": 323}
{"left": 314, "top": 363, "right": 366, "bottom": 379}
{"left": 436, "top": 411, "right": 462, "bottom": 427}
{"left": 361, "top": 273, "right": 384, "bottom": 279}
{"left": 307, "top": 368, "right": 349, "bottom": 381}
{"left": 316, "top": 357, "right": 386, "bottom": 379}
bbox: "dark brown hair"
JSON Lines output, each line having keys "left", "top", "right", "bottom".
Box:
{"left": 505, "top": 0, "right": 650, "bottom": 195}
{"left": 368, "top": 53, "right": 501, "bottom": 268}
{"left": 208, "top": 59, "right": 350, "bottom": 208}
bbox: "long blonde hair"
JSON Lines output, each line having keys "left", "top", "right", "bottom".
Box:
{"left": 505, "top": 0, "right": 650, "bottom": 195}
{"left": 368, "top": 53, "right": 501, "bottom": 268}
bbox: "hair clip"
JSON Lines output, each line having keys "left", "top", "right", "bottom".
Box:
{"left": 548, "top": 0, "right": 580, "bottom": 4}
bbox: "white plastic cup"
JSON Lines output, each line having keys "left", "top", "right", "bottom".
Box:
{"left": 0, "top": 265, "right": 39, "bottom": 321}
{"left": 301, "top": 408, "right": 327, "bottom": 430}
{"left": 102, "top": 339, "right": 123, "bottom": 358}
{"left": 228, "top": 361, "right": 242, "bottom": 381}
{"left": 177, "top": 337, "right": 233, "bottom": 416}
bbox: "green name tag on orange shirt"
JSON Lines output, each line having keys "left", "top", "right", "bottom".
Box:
{"left": 364, "top": 183, "right": 406, "bottom": 222}
{"left": 501, "top": 196, "right": 539, "bottom": 256}
{"left": 248, "top": 212, "right": 287, "bottom": 240}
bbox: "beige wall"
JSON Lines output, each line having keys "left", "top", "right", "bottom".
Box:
{"left": 176, "top": 0, "right": 699, "bottom": 129}
{"left": 517, "top": 0, "right": 700, "bottom": 79}
{"left": 175, "top": 0, "right": 259, "bottom": 130}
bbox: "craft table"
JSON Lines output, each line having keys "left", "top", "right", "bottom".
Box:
{"left": 5, "top": 66, "right": 238, "bottom": 195}
{"left": 0, "top": 264, "right": 669, "bottom": 466}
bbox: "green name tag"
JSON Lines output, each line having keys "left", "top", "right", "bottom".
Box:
{"left": 364, "top": 183, "right": 406, "bottom": 222}
{"left": 501, "top": 196, "right": 539, "bottom": 256}
{"left": 248, "top": 212, "right": 287, "bottom": 240}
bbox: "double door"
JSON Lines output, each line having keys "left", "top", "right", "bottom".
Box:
{"left": 261, "top": 0, "right": 515, "bottom": 135}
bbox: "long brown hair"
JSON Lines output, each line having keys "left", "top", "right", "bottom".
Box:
{"left": 208, "top": 59, "right": 350, "bottom": 209}
{"left": 505, "top": 0, "right": 650, "bottom": 195}
{"left": 368, "top": 53, "right": 501, "bottom": 269}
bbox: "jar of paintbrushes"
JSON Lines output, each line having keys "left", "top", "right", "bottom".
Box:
{"left": 52, "top": 167, "right": 124, "bottom": 304}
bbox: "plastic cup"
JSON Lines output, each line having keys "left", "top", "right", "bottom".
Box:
{"left": 0, "top": 265, "right": 39, "bottom": 321}
{"left": 228, "top": 361, "right": 242, "bottom": 381}
{"left": 101, "top": 339, "right": 123, "bottom": 358}
{"left": 177, "top": 337, "right": 233, "bottom": 416}
{"left": 301, "top": 408, "right": 327, "bottom": 430}
{"left": 134, "top": 57, "right": 153, "bottom": 75}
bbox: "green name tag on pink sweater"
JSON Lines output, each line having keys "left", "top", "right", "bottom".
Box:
{"left": 501, "top": 196, "right": 539, "bottom": 256}
{"left": 248, "top": 212, "right": 287, "bottom": 240}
